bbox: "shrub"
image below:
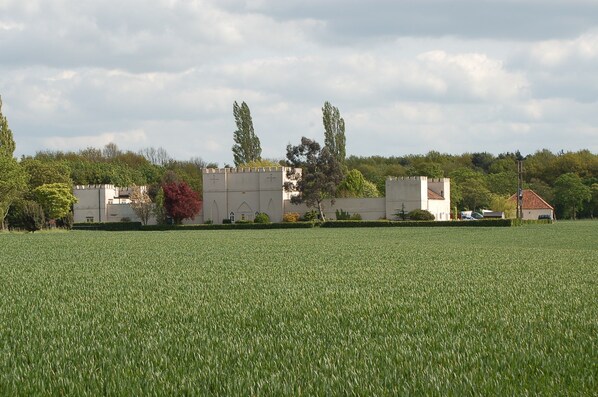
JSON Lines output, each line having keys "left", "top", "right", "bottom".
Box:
{"left": 350, "top": 213, "right": 362, "bottom": 221}
{"left": 407, "top": 209, "right": 435, "bottom": 221}
{"left": 120, "top": 217, "right": 131, "bottom": 222}
{"left": 283, "top": 212, "right": 300, "bottom": 223}
{"left": 57, "top": 212, "right": 74, "bottom": 230}
{"left": 22, "top": 200, "right": 45, "bottom": 232}
{"left": 222, "top": 219, "right": 232, "bottom": 224}
{"left": 335, "top": 209, "right": 351, "bottom": 220}
{"left": 301, "top": 210, "right": 319, "bottom": 222}
{"left": 254, "top": 212, "right": 270, "bottom": 224}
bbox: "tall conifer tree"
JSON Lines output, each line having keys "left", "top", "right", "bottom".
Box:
{"left": 232, "top": 101, "right": 262, "bottom": 167}
{"left": 0, "top": 96, "right": 16, "bottom": 158}
{"left": 322, "top": 101, "right": 346, "bottom": 167}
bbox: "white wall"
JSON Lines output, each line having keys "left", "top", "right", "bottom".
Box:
{"left": 284, "top": 198, "right": 386, "bottom": 220}
{"left": 523, "top": 208, "right": 554, "bottom": 220}
{"left": 385, "top": 177, "right": 427, "bottom": 219}
{"left": 203, "top": 167, "right": 298, "bottom": 223}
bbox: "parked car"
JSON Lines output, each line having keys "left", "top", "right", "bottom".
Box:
{"left": 471, "top": 212, "right": 484, "bottom": 219}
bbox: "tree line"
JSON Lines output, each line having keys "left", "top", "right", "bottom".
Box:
{"left": 231, "top": 100, "right": 597, "bottom": 220}
{"left": 1, "top": 95, "right": 597, "bottom": 231}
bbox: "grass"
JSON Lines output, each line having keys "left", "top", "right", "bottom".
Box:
{"left": 0, "top": 221, "right": 596, "bottom": 395}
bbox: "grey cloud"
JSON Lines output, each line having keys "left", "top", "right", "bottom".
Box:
{"left": 218, "top": 0, "right": 598, "bottom": 41}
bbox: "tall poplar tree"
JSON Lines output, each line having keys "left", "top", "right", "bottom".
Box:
{"left": 322, "top": 101, "right": 346, "bottom": 166}
{"left": 0, "top": 96, "right": 16, "bottom": 158}
{"left": 232, "top": 101, "right": 262, "bottom": 167}
{"left": 0, "top": 96, "right": 26, "bottom": 229}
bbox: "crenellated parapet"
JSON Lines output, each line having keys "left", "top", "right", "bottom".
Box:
{"left": 386, "top": 176, "right": 426, "bottom": 181}
{"left": 203, "top": 167, "right": 290, "bottom": 174}
{"left": 74, "top": 184, "right": 117, "bottom": 190}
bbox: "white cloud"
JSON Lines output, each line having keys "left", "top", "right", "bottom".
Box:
{"left": 530, "top": 32, "right": 598, "bottom": 67}
{"left": 42, "top": 129, "right": 147, "bottom": 152}
{"left": 0, "top": 0, "right": 596, "bottom": 163}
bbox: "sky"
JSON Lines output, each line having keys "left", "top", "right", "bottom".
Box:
{"left": 1, "top": 0, "right": 597, "bottom": 165}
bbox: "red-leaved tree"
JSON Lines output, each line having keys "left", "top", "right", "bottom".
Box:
{"left": 162, "top": 182, "right": 202, "bottom": 224}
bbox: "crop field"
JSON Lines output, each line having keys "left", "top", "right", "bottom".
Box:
{"left": 0, "top": 222, "right": 596, "bottom": 395}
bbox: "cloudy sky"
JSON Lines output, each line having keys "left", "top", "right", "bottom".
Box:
{"left": 1, "top": 0, "right": 597, "bottom": 165}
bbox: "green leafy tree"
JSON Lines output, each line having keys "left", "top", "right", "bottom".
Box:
{"left": 33, "top": 183, "right": 78, "bottom": 220}
{"left": 553, "top": 173, "right": 591, "bottom": 219}
{"left": 337, "top": 169, "right": 379, "bottom": 198}
{"left": 410, "top": 162, "right": 444, "bottom": 178}
{"left": 285, "top": 137, "right": 343, "bottom": 221}
{"left": 0, "top": 156, "right": 28, "bottom": 229}
{"left": 232, "top": 101, "right": 262, "bottom": 167}
{"left": 486, "top": 171, "right": 517, "bottom": 196}
{"left": 459, "top": 178, "right": 492, "bottom": 211}
{"left": 449, "top": 167, "right": 488, "bottom": 209}
{"left": 322, "top": 101, "right": 346, "bottom": 167}
{"left": 490, "top": 194, "right": 516, "bottom": 218}
{"left": 0, "top": 96, "right": 16, "bottom": 158}
{"left": 589, "top": 183, "right": 598, "bottom": 218}
{"left": 20, "top": 159, "right": 72, "bottom": 189}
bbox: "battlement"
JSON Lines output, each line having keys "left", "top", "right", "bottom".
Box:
{"left": 74, "top": 184, "right": 117, "bottom": 190}
{"left": 385, "top": 176, "right": 450, "bottom": 183}
{"left": 386, "top": 176, "right": 426, "bottom": 181}
{"left": 203, "top": 167, "right": 291, "bottom": 174}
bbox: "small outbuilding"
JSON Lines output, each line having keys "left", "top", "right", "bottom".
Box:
{"left": 509, "top": 189, "right": 554, "bottom": 220}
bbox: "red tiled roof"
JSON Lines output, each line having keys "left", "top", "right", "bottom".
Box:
{"left": 509, "top": 189, "right": 553, "bottom": 210}
{"left": 427, "top": 189, "right": 444, "bottom": 200}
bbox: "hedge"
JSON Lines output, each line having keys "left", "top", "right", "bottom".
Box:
{"left": 72, "top": 218, "right": 548, "bottom": 231}
{"left": 72, "top": 222, "right": 143, "bottom": 231}
{"left": 140, "top": 222, "right": 316, "bottom": 231}
{"left": 512, "top": 219, "right": 553, "bottom": 226}
{"left": 321, "top": 219, "right": 515, "bottom": 228}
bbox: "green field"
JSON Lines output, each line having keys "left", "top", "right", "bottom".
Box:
{"left": 1, "top": 222, "right": 596, "bottom": 395}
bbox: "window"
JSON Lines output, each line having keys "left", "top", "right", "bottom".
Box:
{"left": 86, "top": 217, "right": 94, "bottom": 223}
{"left": 229, "top": 212, "right": 235, "bottom": 223}
{"left": 241, "top": 214, "right": 245, "bottom": 221}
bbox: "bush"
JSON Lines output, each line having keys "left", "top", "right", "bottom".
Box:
{"left": 301, "top": 210, "right": 319, "bottom": 222}
{"left": 407, "top": 209, "right": 435, "bottom": 221}
{"left": 253, "top": 212, "right": 270, "bottom": 224}
{"left": 350, "top": 213, "right": 362, "bottom": 221}
{"left": 22, "top": 201, "right": 46, "bottom": 232}
{"left": 120, "top": 217, "right": 131, "bottom": 222}
{"left": 6, "top": 200, "right": 45, "bottom": 232}
{"left": 335, "top": 209, "right": 351, "bottom": 220}
{"left": 57, "top": 212, "right": 74, "bottom": 230}
{"left": 283, "top": 212, "right": 300, "bottom": 223}
{"left": 222, "top": 219, "right": 232, "bottom": 224}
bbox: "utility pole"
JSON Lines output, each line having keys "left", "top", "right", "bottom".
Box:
{"left": 517, "top": 160, "right": 524, "bottom": 220}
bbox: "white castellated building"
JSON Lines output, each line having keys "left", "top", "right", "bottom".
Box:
{"left": 202, "top": 168, "right": 450, "bottom": 223}
{"left": 72, "top": 185, "right": 149, "bottom": 224}
{"left": 202, "top": 167, "right": 299, "bottom": 223}
{"left": 72, "top": 169, "right": 451, "bottom": 224}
